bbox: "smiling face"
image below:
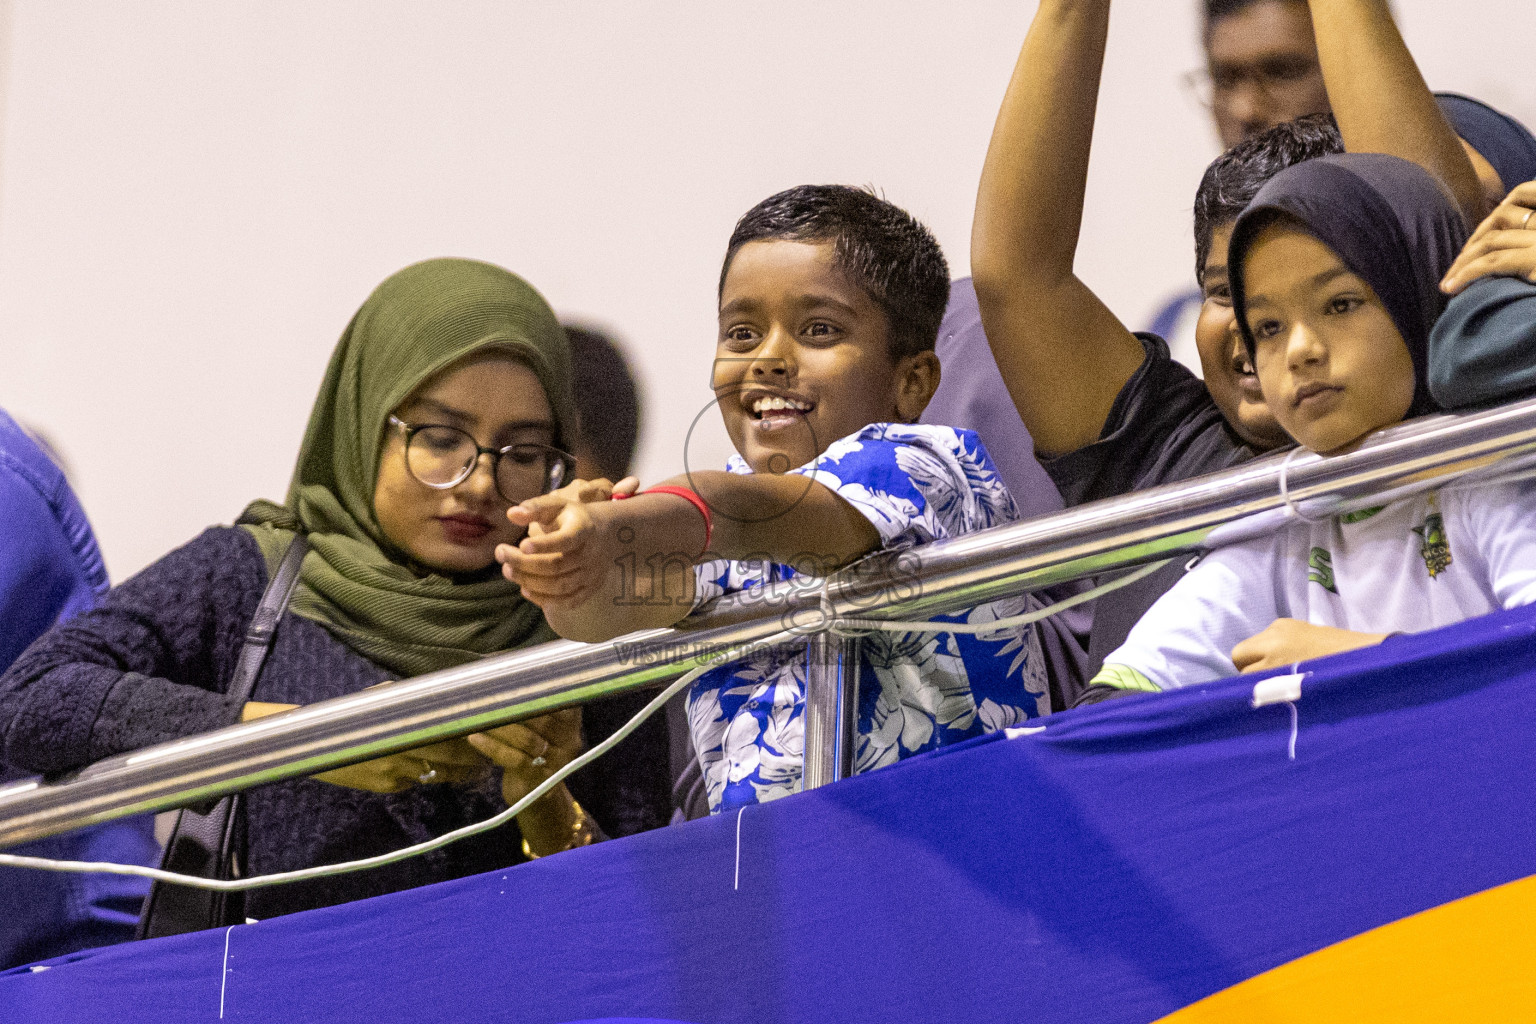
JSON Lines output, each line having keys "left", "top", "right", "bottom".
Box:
{"left": 1196, "top": 221, "right": 1292, "bottom": 450}
{"left": 713, "top": 239, "right": 939, "bottom": 474}
{"left": 1242, "top": 221, "right": 1415, "bottom": 454}
{"left": 373, "top": 351, "right": 557, "bottom": 573}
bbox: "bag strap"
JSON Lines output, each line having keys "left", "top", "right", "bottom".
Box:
{"left": 225, "top": 534, "right": 309, "bottom": 710}
{"left": 136, "top": 534, "right": 309, "bottom": 939}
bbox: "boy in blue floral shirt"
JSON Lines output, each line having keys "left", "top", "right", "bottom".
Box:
{"left": 499, "top": 185, "right": 1048, "bottom": 812}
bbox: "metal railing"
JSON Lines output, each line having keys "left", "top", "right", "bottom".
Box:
{"left": 4, "top": 395, "right": 1536, "bottom": 849}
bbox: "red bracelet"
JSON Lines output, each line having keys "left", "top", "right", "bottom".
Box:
{"left": 612, "top": 485, "right": 713, "bottom": 556}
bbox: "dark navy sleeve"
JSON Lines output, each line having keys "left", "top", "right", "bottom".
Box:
{"left": 0, "top": 463, "right": 89, "bottom": 670}
{"left": 1428, "top": 276, "right": 1536, "bottom": 410}
{"left": 0, "top": 527, "right": 265, "bottom": 774}
{"left": 0, "top": 415, "right": 159, "bottom": 968}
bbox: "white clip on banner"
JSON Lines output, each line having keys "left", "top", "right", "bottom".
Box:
{"left": 1251, "top": 672, "right": 1304, "bottom": 708}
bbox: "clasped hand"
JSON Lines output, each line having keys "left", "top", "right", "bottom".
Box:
{"left": 242, "top": 699, "right": 583, "bottom": 802}
{"left": 317, "top": 710, "right": 582, "bottom": 804}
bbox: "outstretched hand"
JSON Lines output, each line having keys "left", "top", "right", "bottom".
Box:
{"left": 1231, "top": 618, "right": 1388, "bottom": 674}
{"left": 1441, "top": 180, "right": 1536, "bottom": 294}
{"left": 497, "top": 477, "right": 633, "bottom": 610}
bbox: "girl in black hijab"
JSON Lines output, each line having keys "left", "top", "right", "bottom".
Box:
{"left": 1229, "top": 152, "right": 1469, "bottom": 447}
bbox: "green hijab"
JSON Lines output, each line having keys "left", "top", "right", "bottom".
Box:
{"left": 240, "top": 257, "right": 577, "bottom": 678}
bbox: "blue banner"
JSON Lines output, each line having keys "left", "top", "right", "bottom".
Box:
{"left": 6, "top": 604, "right": 1536, "bottom": 1022}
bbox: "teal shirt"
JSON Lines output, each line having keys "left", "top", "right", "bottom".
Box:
{"left": 1429, "top": 276, "right": 1536, "bottom": 410}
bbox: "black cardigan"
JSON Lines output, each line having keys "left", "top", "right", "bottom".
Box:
{"left": 0, "top": 527, "right": 670, "bottom": 920}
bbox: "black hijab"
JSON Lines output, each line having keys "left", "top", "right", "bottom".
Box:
{"left": 1230, "top": 153, "right": 1470, "bottom": 418}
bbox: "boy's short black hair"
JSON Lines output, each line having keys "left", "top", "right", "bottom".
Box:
{"left": 563, "top": 323, "right": 641, "bottom": 481}
{"left": 719, "top": 184, "right": 951, "bottom": 362}
{"left": 1193, "top": 112, "right": 1343, "bottom": 283}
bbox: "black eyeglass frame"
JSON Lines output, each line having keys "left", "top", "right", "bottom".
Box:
{"left": 1180, "top": 54, "right": 1323, "bottom": 112}
{"left": 387, "top": 414, "right": 574, "bottom": 502}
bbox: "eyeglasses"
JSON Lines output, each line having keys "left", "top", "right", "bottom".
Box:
{"left": 1182, "top": 55, "right": 1322, "bottom": 111}
{"left": 387, "top": 415, "right": 573, "bottom": 502}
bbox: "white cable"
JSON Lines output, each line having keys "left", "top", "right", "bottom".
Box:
{"left": 1279, "top": 446, "right": 1331, "bottom": 523}
{"left": 0, "top": 636, "right": 792, "bottom": 892}
{"left": 0, "top": 557, "right": 1172, "bottom": 888}
{"left": 830, "top": 557, "right": 1172, "bottom": 635}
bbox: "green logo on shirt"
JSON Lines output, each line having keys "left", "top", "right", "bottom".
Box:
{"left": 1338, "top": 505, "right": 1385, "bottom": 525}
{"left": 1307, "top": 547, "right": 1337, "bottom": 593}
{"left": 1413, "top": 512, "right": 1452, "bottom": 579}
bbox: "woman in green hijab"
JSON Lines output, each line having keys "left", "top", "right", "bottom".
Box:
{"left": 0, "top": 258, "right": 671, "bottom": 920}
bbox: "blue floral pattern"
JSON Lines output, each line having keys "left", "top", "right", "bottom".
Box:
{"left": 688, "top": 424, "right": 1049, "bottom": 813}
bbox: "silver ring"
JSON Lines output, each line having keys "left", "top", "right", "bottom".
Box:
{"left": 530, "top": 755, "right": 547, "bottom": 768}
{"left": 1522, "top": 208, "right": 1535, "bottom": 231}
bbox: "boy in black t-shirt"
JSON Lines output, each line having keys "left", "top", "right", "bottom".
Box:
{"left": 1046, "top": 117, "right": 1340, "bottom": 673}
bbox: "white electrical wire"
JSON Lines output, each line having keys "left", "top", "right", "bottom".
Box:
{"left": 0, "top": 637, "right": 782, "bottom": 892}
{"left": 0, "top": 555, "right": 1175, "bottom": 890}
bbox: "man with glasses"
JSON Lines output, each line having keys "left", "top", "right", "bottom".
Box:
{"left": 1153, "top": 0, "right": 1341, "bottom": 354}
{"left": 1193, "top": 0, "right": 1330, "bottom": 149}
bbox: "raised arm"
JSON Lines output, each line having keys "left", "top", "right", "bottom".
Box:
{"left": 499, "top": 473, "right": 880, "bottom": 643}
{"left": 970, "top": 0, "right": 1146, "bottom": 459}
{"left": 1309, "top": 0, "right": 1486, "bottom": 224}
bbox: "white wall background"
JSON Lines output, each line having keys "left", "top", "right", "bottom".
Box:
{"left": 0, "top": 1, "right": 1528, "bottom": 579}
